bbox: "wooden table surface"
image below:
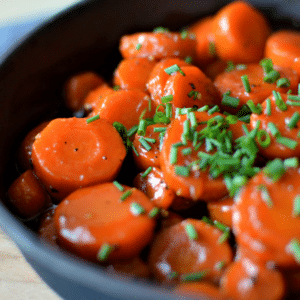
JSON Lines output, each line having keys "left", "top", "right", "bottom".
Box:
{"left": 0, "top": 228, "right": 62, "bottom": 300}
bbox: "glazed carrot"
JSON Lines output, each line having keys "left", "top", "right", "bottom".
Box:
{"left": 18, "top": 121, "right": 49, "bottom": 171}
{"left": 221, "top": 259, "right": 286, "bottom": 300}
{"left": 188, "top": 16, "right": 216, "bottom": 67}
{"left": 113, "top": 57, "right": 156, "bottom": 92}
{"left": 265, "top": 30, "right": 300, "bottom": 69}
{"left": 160, "top": 211, "right": 183, "bottom": 229}
{"left": 163, "top": 65, "right": 219, "bottom": 109}
{"left": 91, "top": 90, "right": 155, "bottom": 130}
{"left": 54, "top": 182, "right": 156, "bottom": 262}
{"left": 148, "top": 219, "right": 233, "bottom": 284}
{"left": 132, "top": 123, "right": 166, "bottom": 170}
{"left": 232, "top": 167, "right": 300, "bottom": 268}
{"left": 64, "top": 71, "right": 104, "bottom": 111}
{"left": 119, "top": 30, "right": 196, "bottom": 60}
{"left": 7, "top": 170, "right": 51, "bottom": 219}
{"left": 133, "top": 167, "right": 175, "bottom": 210}
{"left": 207, "top": 196, "right": 234, "bottom": 228}
{"left": 204, "top": 59, "right": 227, "bottom": 81}
{"left": 31, "top": 117, "right": 126, "bottom": 200}
{"left": 214, "top": 63, "right": 299, "bottom": 113}
{"left": 146, "top": 57, "right": 189, "bottom": 106}
{"left": 83, "top": 83, "right": 114, "bottom": 112}
{"left": 212, "top": 1, "right": 271, "bottom": 63}
{"left": 170, "top": 196, "right": 196, "bottom": 211}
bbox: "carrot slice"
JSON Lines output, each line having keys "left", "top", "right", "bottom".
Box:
{"left": 7, "top": 170, "right": 51, "bottom": 219}
{"left": 31, "top": 117, "right": 126, "bottom": 200}
{"left": 54, "top": 182, "right": 156, "bottom": 262}
{"left": 147, "top": 57, "right": 189, "bottom": 106}
{"left": 221, "top": 259, "right": 286, "bottom": 300}
{"left": 265, "top": 30, "right": 300, "bottom": 69}
{"left": 232, "top": 167, "right": 300, "bottom": 268}
{"left": 212, "top": 1, "right": 271, "bottom": 63}
{"left": 91, "top": 90, "right": 155, "bottom": 130}
{"left": 214, "top": 63, "right": 299, "bottom": 113}
{"left": 133, "top": 167, "right": 175, "bottom": 210}
{"left": 113, "top": 58, "right": 156, "bottom": 92}
{"left": 148, "top": 219, "right": 233, "bottom": 284}
{"left": 64, "top": 71, "right": 104, "bottom": 111}
{"left": 119, "top": 31, "right": 196, "bottom": 60}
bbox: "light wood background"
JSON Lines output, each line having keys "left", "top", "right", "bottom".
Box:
{"left": 0, "top": 228, "right": 62, "bottom": 299}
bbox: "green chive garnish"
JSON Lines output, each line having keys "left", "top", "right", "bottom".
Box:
{"left": 137, "top": 119, "right": 147, "bottom": 136}
{"left": 288, "top": 95, "right": 300, "bottom": 101}
{"left": 181, "top": 271, "right": 208, "bottom": 282}
{"left": 222, "top": 93, "right": 240, "bottom": 108}
{"left": 170, "top": 145, "right": 178, "bottom": 165}
{"left": 293, "top": 195, "right": 300, "bottom": 217}
{"left": 136, "top": 43, "right": 142, "bottom": 50}
{"left": 185, "top": 223, "right": 198, "bottom": 240}
{"left": 185, "top": 56, "right": 193, "bottom": 64}
{"left": 247, "top": 100, "right": 262, "bottom": 114}
{"left": 164, "top": 64, "right": 186, "bottom": 76}
{"left": 161, "top": 95, "right": 173, "bottom": 103}
{"left": 208, "top": 42, "right": 216, "bottom": 55}
{"left": 241, "top": 75, "right": 251, "bottom": 93}
{"left": 273, "top": 91, "right": 287, "bottom": 111}
{"left": 188, "top": 90, "right": 200, "bottom": 100}
{"left": 86, "top": 114, "right": 100, "bottom": 124}
{"left": 256, "top": 130, "right": 271, "bottom": 148}
{"left": 288, "top": 112, "right": 300, "bottom": 129}
{"left": 257, "top": 184, "right": 273, "bottom": 208}
{"left": 113, "top": 181, "right": 124, "bottom": 192}
{"left": 141, "top": 166, "right": 153, "bottom": 178}
{"left": 120, "top": 189, "right": 133, "bottom": 202}
{"left": 268, "top": 122, "right": 281, "bottom": 138}
{"left": 208, "top": 105, "right": 220, "bottom": 115}
{"left": 284, "top": 157, "right": 299, "bottom": 168}
{"left": 288, "top": 238, "right": 300, "bottom": 264}
{"left": 153, "top": 26, "right": 170, "bottom": 33}
{"left": 263, "top": 158, "right": 285, "bottom": 181}
{"left": 277, "top": 136, "right": 298, "bottom": 149}
{"left": 127, "top": 125, "right": 138, "bottom": 137}
{"left": 97, "top": 243, "right": 114, "bottom": 261}
{"left": 287, "top": 101, "right": 300, "bottom": 107}
{"left": 266, "top": 98, "right": 272, "bottom": 116}
{"left": 182, "top": 147, "right": 192, "bottom": 156}
{"left": 277, "top": 77, "right": 290, "bottom": 88}
{"left": 148, "top": 207, "right": 160, "bottom": 218}
{"left": 139, "top": 137, "right": 152, "bottom": 151}
{"left": 264, "top": 69, "right": 280, "bottom": 83}
{"left": 175, "top": 165, "right": 190, "bottom": 177}
{"left": 130, "top": 202, "right": 146, "bottom": 216}
{"left": 132, "top": 144, "right": 139, "bottom": 156}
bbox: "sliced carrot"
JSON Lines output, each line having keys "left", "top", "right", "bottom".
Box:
{"left": 265, "top": 30, "right": 300, "bottom": 69}
{"left": 54, "top": 182, "right": 156, "bottom": 262}
{"left": 119, "top": 31, "right": 196, "bottom": 60}
{"left": 133, "top": 167, "right": 175, "bottom": 210}
{"left": 91, "top": 90, "right": 155, "bottom": 130}
{"left": 212, "top": 1, "right": 271, "bottom": 63}
{"left": 232, "top": 168, "right": 300, "bottom": 268}
{"left": 31, "top": 117, "right": 126, "bottom": 200}
{"left": 83, "top": 83, "right": 114, "bottom": 112}
{"left": 188, "top": 16, "right": 216, "bottom": 67}
{"left": 64, "top": 71, "right": 104, "bottom": 111}
{"left": 132, "top": 123, "right": 166, "bottom": 170}
{"left": 163, "top": 65, "right": 219, "bottom": 109}
{"left": 146, "top": 57, "right": 190, "bottom": 106}
{"left": 221, "top": 259, "right": 286, "bottom": 300}
{"left": 148, "top": 219, "right": 233, "bottom": 284}
{"left": 214, "top": 63, "right": 299, "bottom": 113}
{"left": 18, "top": 121, "right": 49, "bottom": 171}
{"left": 7, "top": 170, "right": 51, "bottom": 219}
{"left": 250, "top": 93, "right": 300, "bottom": 159}
{"left": 113, "top": 57, "right": 156, "bottom": 92}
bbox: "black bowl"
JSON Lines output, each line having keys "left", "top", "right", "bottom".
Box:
{"left": 0, "top": 1, "right": 300, "bottom": 299}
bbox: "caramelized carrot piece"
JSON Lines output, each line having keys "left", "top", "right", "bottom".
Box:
{"left": 212, "top": 1, "right": 271, "bottom": 63}
{"left": 265, "top": 30, "right": 300, "bottom": 69}
{"left": 147, "top": 58, "right": 189, "bottom": 106}
{"left": 91, "top": 90, "right": 155, "bottom": 130}
{"left": 119, "top": 31, "right": 196, "bottom": 60}
{"left": 113, "top": 57, "right": 156, "bottom": 92}
{"left": 54, "top": 182, "right": 156, "bottom": 262}
{"left": 221, "top": 259, "right": 286, "bottom": 300}
{"left": 31, "top": 117, "right": 126, "bottom": 200}
{"left": 232, "top": 167, "right": 300, "bottom": 268}
{"left": 204, "top": 59, "right": 227, "bottom": 81}
{"left": 18, "top": 121, "right": 49, "bottom": 171}
{"left": 64, "top": 71, "right": 104, "bottom": 111}
{"left": 160, "top": 211, "right": 183, "bottom": 229}
{"left": 148, "top": 219, "right": 233, "bottom": 284}
{"left": 188, "top": 16, "right": 216, "bottom": 67}
{"left": 133, "top": 167, "right": 175, "bottom": 210}
{"left": 7, "top": 170, "right": 51, "bottom": 219}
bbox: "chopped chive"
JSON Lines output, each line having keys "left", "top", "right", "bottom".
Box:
{"left": 197, "top": 105, "right": 209, "bottom": 112}
{"left": 132, "top": 144, "right": 139, "bottom": 156}
{"left": 293, "top": 195, "right": 300, "bottom": 217}
{"left": 273, "top": 91, "right": 287, "bottom": 111}
{"left": 170, "top": 145, "right": 178, "bottom": 165}
{"left": 218, "top": 229, "right": 230, "bottom": 244}
{"left": 257, "top": 184, "right": 273, "bottom": 208}
{"left": 236, "top": 64, "right": 247, "bottom": 70}
{"left": 175, "top": 165, "right": 190, "bottom": 177}
{"left": 222, "top": 93, "right": 240, "bottom": 108}
{"left": 130, "top": 202, "right": 146, "bottom": 216}
{"left": 120, "top": 189, "right": 133, "bottom": 202}
{"left": 213, "top": 220, "right": 229, "bottom": 233}
{"left": 241, "top": 75, "right": 251, "bottom": 93}
{"left": 185, "top": 223, "right": 198, "bottom": 240}
{"left": 185, "top": 56, "right": 193, "bottom": 64}
{"left": 161, "top": 95, "right": 173, "bottom": 103}
{"left": 268, "top": 122, "right": 281, "bottom": 138}
{"left": 188, "top": 90, "right": 200, "bottom": 100}
{"left": 256, "top": 129, "right": 271, "bottom": 148}
{"left": 153, "top": 26, "right": 170, "bottom": 33}
{"left": 277, "top": 77, "right": 290, "bottom": 88}
{"left": 266, "top": 98, "right": 272, "bottom": 116}
{"left": 165, "top": 103, "right": 172, "bottom": 119}
{"left": 127, "top": 125, "right": 138, "bottom": 137}
{"left": 288, "top": 238, "right": 300, "bottom": 264}
{"left": 86, "top": 114, "right": 100, "bottom": 124}
{"left": 148, "top": 207, "right": 160, "bottom": 218}
{"left": 260, "top": 58, "right": 274, "bottom": 73}
{"left": 189, "top": 111, "right": 198, "bottom": 129}
{"left": 264, "top": 69, "right": 280, "bottom": 83}
{"left": 208, "top": 42, "right": 216, "bottom": 55}
{"left": 298, "top": 83, "right": 300, "bottom": 96}
{"left": 139, "top": 137, "right": 152, "bottom": 151}
{"left": 136, "top": 43, "right": 142, "bottom": 50}
{"left": 153, "top": 127, "right": 167, "bottom": 133}
{"left": 97, "top": 243, "right": 114, "bottom": 261}
{"left": 180, "top": 29, "right": 188, "bottom": 39}
{"left": 208, "top": 105, "right": 220, "bottom": 115}
{"left": 113, "top": 181, "right": 124, "bottom": 192}
{"left": 287, "top": 100, "right": 300, "bottom": 107}
{"left": 137, "top": 119, "right": 147, "bottom": 136}
{"left": 288, "top": 112, "right": 300, "bottom": 129}
{"left": 182, "top": 147, "right": 192, "bottom": 156}
{"left": 288, "top": 95, "right": 300, "bottom": 101}
{"left": 226, "top": 61, "right": 235, "bottom": 72}
{"left": 113, "top": 85, "right": 120, "bottom": 91}
{"left": 144, "top": 137, "right": 156, "bottom": 143}
{"left": 202, "top": 216, "right": 214, "bottom": 225}
{"left": 141, "top": 166, "right": 153, "bottom": 178}
{"left": 216, "top": 261, "right": 226, "bottom": 270}
{"left": 247, "top": 100, "right": 262, "bottom": 114}
{"left": 263, "top": 158, "right": 285, "bottom": 181}
{"left": 164, "top": 64, "right": 186, "bottom": 76}
{"left": 284, "top": 157, "right": 299, "bottom": 168}
{"left": 277, "top": 136, "right": 298, "bottom": 149}
{"left": 181, "top": 271, "right": 208, "bottom": 282}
